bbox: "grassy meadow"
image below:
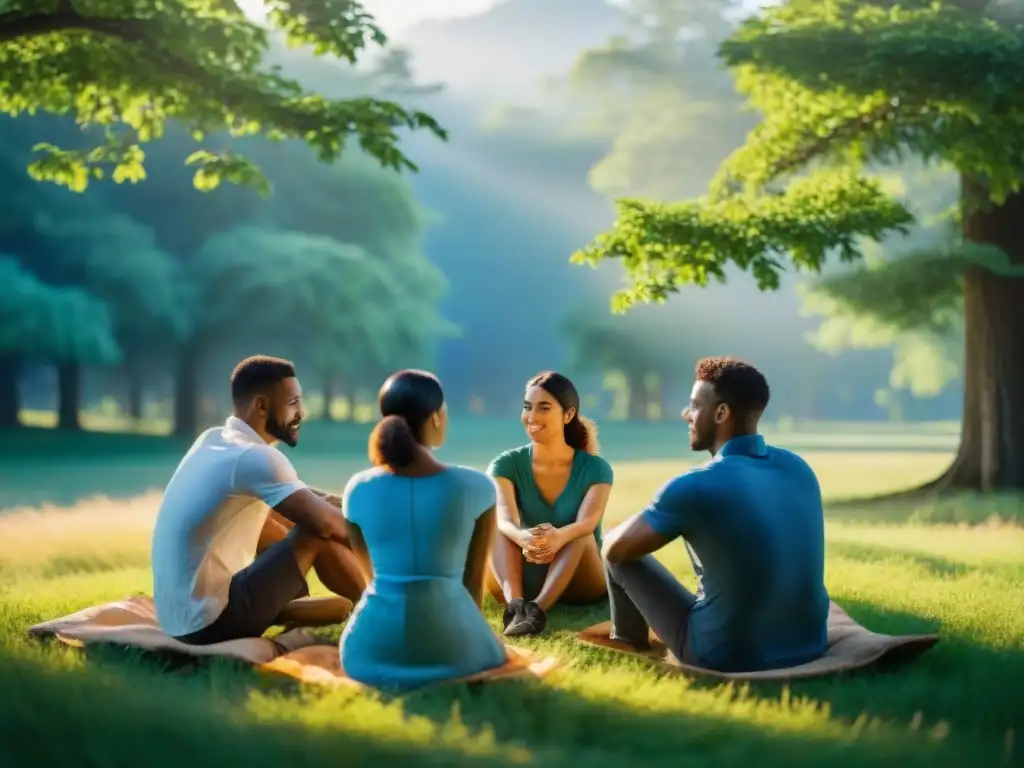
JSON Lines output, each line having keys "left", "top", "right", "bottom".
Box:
{"left": 0, "top": 419, "right": 1021, "bottom": 767}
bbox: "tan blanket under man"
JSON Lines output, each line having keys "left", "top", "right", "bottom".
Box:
{"left": 27, "top": 595, "right": 559, "bottom": 689}
{"left": 577, "top": 601, "right": 939, "bottom": 682}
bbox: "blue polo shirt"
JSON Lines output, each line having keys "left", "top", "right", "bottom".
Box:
{"left": 643, "top": 434, "right": 829, "bottom": 672}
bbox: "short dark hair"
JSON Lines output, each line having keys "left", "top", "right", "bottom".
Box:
{"left": 695, "top": 357, "right": 770, "bottom": 419}
{"left": 369, "top": 369, "right": 445, "bottom": 470}
{"left": 230, "top": 355, "right": 296, "bottom": 406}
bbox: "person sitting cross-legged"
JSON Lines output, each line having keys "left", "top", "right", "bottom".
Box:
{"left": 487, "top": 372, "right": 614, "bottom": 637}
{"left": 151, "top": 355, "right": 368, "bottom": 646}
{"left": 601, "top": 357, "right": 830, "bottom": 673}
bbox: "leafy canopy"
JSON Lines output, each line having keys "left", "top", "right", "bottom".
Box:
{"left": 572, "top": 0, "right": 1024, "bottom": 310}
{"left": 0, "top": 0, "right": 446, "bottom": 193}
{"left": 0, "top": 256, "right": 121, "bottom": 363}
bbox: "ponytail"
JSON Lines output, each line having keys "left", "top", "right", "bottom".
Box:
{"left": 564, "top": 413, "right": 600, "bottom": 455}
{"left": 368, "top": 415, "right": 418, "bottom": 469}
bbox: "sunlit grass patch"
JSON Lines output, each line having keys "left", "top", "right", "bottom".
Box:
{"left": 0, "top": 450, "right": 1020, "bottom": 767}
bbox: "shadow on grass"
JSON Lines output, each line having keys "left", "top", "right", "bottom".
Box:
{"left": 606, "top": 599, "right": 1021, "bottom": 746}
{"left": 0, "top": 643, "right": 515, "bottom": 768}
{"left": 1, "top": 635, "right": 975, "bottom": 768}
{"left": 783, "top": 598, "right": 1024, "bottom": 739}
{"left": 826, "top": 491, "right": 1024, "bottom": 526}
{"left": 396, "top": 664, "right": 981, "bottom": 768}
{"left": 826, "top": 542, "right": 974, "bottom": 578}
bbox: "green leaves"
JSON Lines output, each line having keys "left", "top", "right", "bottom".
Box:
{"left": 186, "top": 149, "right": 271, "bottom": 195}
{"left": 0, "top": 256, "right": 121, "bottom": 365}
{"left": 0, "top": 0, "right": 446, "bottom": 193}
{"left": 573, "top": 0, "right": 1024, "bottom": 314}
{"left": 573, "top": 170, "right": 913, "bottom": 311}
{"left": 715, "top": 2, "right": 1024, "bottom": 197}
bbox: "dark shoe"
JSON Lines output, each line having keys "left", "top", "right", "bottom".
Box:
{"left": 503, "top": 598, "right": 525, "bottom": 631}
{"left": 504, "top": 600, "right": 547, "bottom": 637}
{"left": 609, "top": 632, "right": 652, "bottom": 651}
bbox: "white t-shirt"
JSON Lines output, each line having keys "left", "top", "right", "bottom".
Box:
{"left": 151, "top": 416, "right": 306, "bottom": 637}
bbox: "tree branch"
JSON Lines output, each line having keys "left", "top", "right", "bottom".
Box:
{"left": 0, "top": 1, "right": 147, "bottom": 45}
{"left": 768, "top": 100, "right": 903, "bottom": 179}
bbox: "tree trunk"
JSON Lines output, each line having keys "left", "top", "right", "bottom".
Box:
{"left": 57, "top": 361, "right": 81, "bottom": 431}
{"left": 173, "top": 343, "right": 200, "bottom": 439}
{"left": 626, "top": 370, "right": 649, "bottom": 421}
{"left": 126, "top": 362, "right": 144, "bottom": 421}
{"left": 0, "top": 355, "right": 21, "bottom": 428}
{"left": 322, "top": 376, "right": 335, "bottom": 421}
{"left": 927, "top": 177, "right": 1024, "bottom": 492}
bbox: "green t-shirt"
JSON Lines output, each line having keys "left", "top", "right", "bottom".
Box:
{"left": 486, "top": 444, "right": 615, "bottom": 545}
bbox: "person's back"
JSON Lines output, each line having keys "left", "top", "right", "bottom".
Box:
{"left": 601, "top": 357, "right": 829, "bottom": 675}
{"left": 340, "top": 464, "right": 507, "bottom": 690}
{"left": 682, "top": 437, "right": 829, "bottom": 672}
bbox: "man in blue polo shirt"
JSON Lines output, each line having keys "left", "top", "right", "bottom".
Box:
{"left": 601, "top": 357, "right": 829, "bottom": 672}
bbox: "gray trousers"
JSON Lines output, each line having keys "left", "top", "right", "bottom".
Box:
{"left": 605, "top": 554, "right": 698, "bottom": 663}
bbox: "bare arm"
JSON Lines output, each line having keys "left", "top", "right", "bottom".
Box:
{"left": 273, "top": 488, "right": 349, "bottom": 544}
{"left": 345, "top": 520, "right": 373, "bottom": 579}
{"left": 494, "top": 477, "right": 532, "bottom": 548}
{"left": 602, "top": 513, "right": 672, "bottom": 564}
{"left": 560, "top": 483, "right": 612, "bottom": 543}
{"left": 463, "top": 506, "right": 496, "bottom": 608}
{"left": 309, "top": 487, "right": 342, "bottom": 508}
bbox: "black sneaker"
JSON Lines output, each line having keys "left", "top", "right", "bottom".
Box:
{"left": 504, "top": 600, "right": 547, "bottom": 637}
{"left": 503, "top": 598, "right": 525, "bottom": 631}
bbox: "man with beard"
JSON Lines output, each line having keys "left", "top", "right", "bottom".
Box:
{"left": 151, "top": 355, "right": 368, "bottom": 645}
{"left": 600, "top": 357, "right": 829, "bottom": 673}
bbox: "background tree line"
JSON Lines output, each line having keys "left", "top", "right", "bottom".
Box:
{"left": 0, "top": 0, "right": 974, "bottom": 436}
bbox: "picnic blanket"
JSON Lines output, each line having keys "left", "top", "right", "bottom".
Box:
{"left": 27, "top": 595, "right": 558, "bottom": 689}
{"left": 577, "top": 601, "right": 939, "bottom": 682}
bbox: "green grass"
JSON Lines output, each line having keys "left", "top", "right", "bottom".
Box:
{"left": 0, "top": 428, "right": 1022, "bottom": 767}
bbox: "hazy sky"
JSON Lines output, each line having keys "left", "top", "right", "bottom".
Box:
{"left": 236, "top": 1, "right": 501, "bottom": 34}
{"left": 362, "top": 0, "right": 498, "bottom": 33}
{"left": 242, "top": 1, "right": 770, "bottom": 36}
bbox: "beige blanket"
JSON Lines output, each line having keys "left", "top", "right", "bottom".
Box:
{"left": 577, "top": 601, "right": 939, "bottom": 682}
{"left": 28, "top": 595, "right": 559, "bottom": 689}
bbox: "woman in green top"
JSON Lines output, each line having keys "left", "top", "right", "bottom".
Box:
{"left": 487, "top": 371, "right": 614, "bottom": 636}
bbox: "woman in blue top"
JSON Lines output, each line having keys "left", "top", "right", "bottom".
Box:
{"left": 487, "top": 371, "right": 615, "bottom": 637}
{"left": 339, "top": 369, "right": 508, "bottom": 692}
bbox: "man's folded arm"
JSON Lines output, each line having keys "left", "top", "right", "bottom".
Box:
{"left": 274, "top": 488, "right": 349, "bottom": 543}
{"left": 236, "top": 445, "right": 348, "bottom": 542}
{"left": 602, "top": 473, "right": 702, "bottom": 563}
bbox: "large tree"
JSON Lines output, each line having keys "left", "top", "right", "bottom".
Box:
{"left": 0, "top": 0, "right": 444, "bottom": 192}
{"left": 0, "top": 257, "right": 120, "bottom": 428}
{"left": 574, "top": 0, "right": 1024, "bottom": 492}
{"left": 32, "top": 213, "right": 187, "bottom": 424}
{"left": 173, "top": 225, "right": 455, "bottom": 435}
{"left": 577, "top": 0, "right": 1024, "bottom": 493}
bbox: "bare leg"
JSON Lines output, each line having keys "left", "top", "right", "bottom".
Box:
{"left": 488, "top": 533, "right": 525, "bottom": 604}
{"left": 259, "top": 514, "right": 368, "bottom": 603}
{"left": 274, "top": 596, "right": 353, "bottom": 627}
{"left": 533, "top": 535, "right": 607, "bottom": 611}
